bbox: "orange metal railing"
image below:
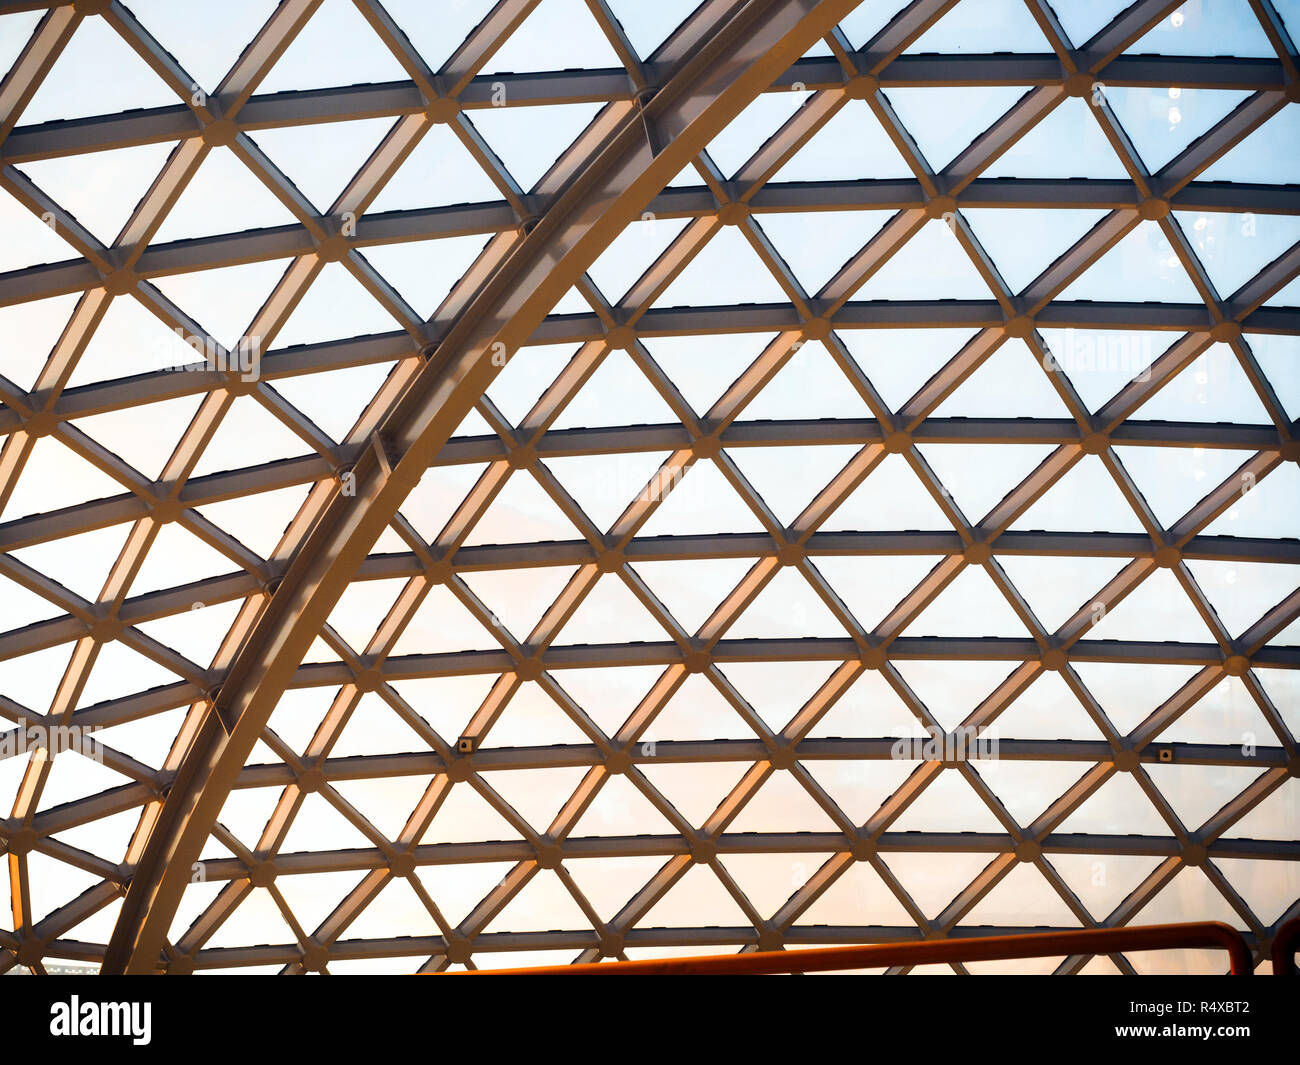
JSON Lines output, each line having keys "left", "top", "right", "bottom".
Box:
{"left": 1272, "top": 917, "right": 1299, "bottom": 976}
{"left": 449, "top": 921, "right": 1254, "bottom": 975}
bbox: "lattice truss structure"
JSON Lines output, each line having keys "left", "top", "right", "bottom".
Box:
{"left": 0, "top": 0, "right": 1297, "bottom": 976}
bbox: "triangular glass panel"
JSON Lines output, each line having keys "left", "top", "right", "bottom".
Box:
{"left": 1009, "top": 456, "right": 1146, "bottom": 534}
{"left": 1052, "top": 771, "right": 1172, "bottom": 836}
{"left": 1083, "top": 567, "right": 1220, "bottom": 644}
{"left": 486, "top": 765, "right": 589, "bottom": 834}
{"left": 993, "top": 669, "right": 1106, "bottom": 740}
{"left": 995, "top": 554, "right": 1130, "bottom": 633}
{"left": 959, "top": 862, "right": 1082, "bottom": 927}
{"left": 962, "top": 208, "right": 1110, "bottom": 294}
{"left": 1038, "top": 327, "right": 1166, "bottom": 412}
{"left": 75, "top": 396, "right": 203, "bottom": 483}
{"left": 20, "top": 17, "right": 178, "bottom": 124}
{"left": 388, "top": 583, "right": 502, "bottom": 654}
{"left": 725, "top": 769, "right": 842, "bottom": 834}
{"left": 482, "top": 0, "right": 624, "bottom": 73}
{"left": 553, "top": 664, "right": 666, "bottom": 737}
{"left": 459, "top": 565, "right": 579, "bottom": 644}
{"left": 545, "top": 451, "right": 675, "bottom": 531}
{"left": 637, "top": 862, "right": 753, "bottom": 928}
{"left": 549, "top": 349, "right": 680, "bottom": 429}
{"left": 367, "top": 123, "right": 502, "bottom": 212}
{"left": 552, "top": 573, "right": 671, "bottom": 645}
{"left": 76, "top": 637, "right": 181, "bottom": 708}
{"left": 898, "top": 564, "right": 1035, "bottom": 639}
{"left": 361, "top": 234, "right": 489, "bottom": 319}
{"left": 795, "top": 857, "right": 917, "bottom": 926}
{"left": 126, "top": 522, "right": 241, "bottom": 597}
{"left": 840, "top": 328, "right": 979, "bottom": 412}
{"left": 135, "top": 598, "right": 242, "bottom": 669}
{"left": 479, "top": 681, "right": 592, "bottom": 747}
{"left": 634, "top": 764, "right": 748, "bottom": 827}
{"left": 272, "top": 261, "right": 401, "bottom": 347}
{"left": 1146, "top": 763, "right": 1264, "bottom": 832}
{"left": 981, "top": 98, "right": 1131, "bottom": 180}
{"left": 189, "top": 394, "right": 308, "bottom": 478}
{"left": 271, "top": 361, "right": 394, "bottom": 443}
{"left": 717, "top": 660, "right": 842, "bottom": 733}
{"left": 1175, "top": 211, "right": 1300, "bottom": 300}
{"left": 250, "top": 118, "right": 394, "bottom": 213}
{"left": 469, "top": 103, "right": 604, "bottom": 190}
{"left": 887, "top": 769, "right": 1006, "bottom": 831}
{"left": 634, "top": 459, "right": 764, "bottom": 537}
{"left": 1184, "top": 560, "right": 1300, "bottom": 641}
{"left": 705, "top": 91, "right": 808, "bottom": 179}
{"left": 461, "top": 468, "right": 582, "bottom": 546}
{"left": 0, "top": 292, "right": 80, "bottom": 391}
{"left": 640, "top": 672, "right": 762, "bottom": 743}
{"left": 152, "top": 258, "right": 292, "bottom": 352}
{"left": 1070, "top": 662, "right": 1202, "bottom": 736}
{"left": 804, "top": 757, "right": 915, "bottom": 824}
{"left": 725, "top": 566, "right": 852, "bottom": 639}
{"left": 485, "top": 344, "right": 581, "bottom": 425}
{"left": 883, "top": 86, "right": 1030, "bottom": 171}
{"left": 891, "top": 659, "right": 1019, "bottom": 728}
{"left": 1116, "top": 444, "right": 1258, "bottom": 528}
{"left": 652, "top": 225, "right": 791, "bottom": 307}
{"left": 153, "top": 147, "right": 301, "bottom": 244}
{"left": 811, "top": 554, "right": 945, "bottom": 633}
{"left": 1220, "top": 778, "right": 1298, "bottom": 840}
{"left": 586, "top": 215, "right": 690, "bottom": 306}
{"left": 1155, "top": 675, "right": 1277, "bottom": 746}
{"left": 66, "top": 291, "right": 207, "bottom": 387}
{"left": 1197, "top": 105, "right": 1300, "bottom": 185}
{"left": 11, "top": 523, "right": 131, "bottom": 603}
{"left": 568, "top": 774, "right": 680, "bottom": 837}
{"left": 381, "top": 0, "right": 497, "bottom": 72}
{"left": 641, "top": 332, "right": 776, "bottom": 415}
{"left": 482, "top": 868, "right": 593, "bottom": 934}
{"left": 908, "top": 0, "right": 1053, "bottom": 51}
{"left": 1201, "top": 462, "right": 1300, "bottom": 539}
{"left": 916, "top": 443, "right": 1057, "bottom": 521}
{"left": 1129, "top": 344, "right": 1272, "bottom": 423}
{"left": 726, "top": 444, "right": 861, "bottom": 525}
{"left": 125, "top": 0, "right": 277, "bottom": 91}
{"left": 739, "top": 340, "right": 876, "bottom": 420}
{"left": 1105, "top": 87, "right": 1251, "bottom": 174}
{"left": 197, "top": 483, "right": 310, "bottom": 561}
{"left": 758, "top": 211, "right": 892, "bottom": 295}
{"left": 1128, "top": 1, "right": 1274, "bottom": 57}
{"left": 855, "top": 219, "right": 994, "bottom": 300}
{"left": 630, "top": 556, "right": 759, "bottom": 635}
{"left": 882, "top": 850, "right": 996, "bottom": 920}
{"left": 389, "top": 674, "right": 499, "bottom": 744}
{"left": 1047, "top": 850, "right": 1166, "bottom": 922}
{"left": 976, "top": 759, "right": 1089, "bottom": 826}
{"left": 0, "top": 188, "right": 79, "bottom": 272}
{"left": 1056, "top": 220, "right": 1202, "bottom": 302}
{"left": 257, "top": 0, "right": 409, "bottom": 93}
{"left": 820, "top": 454, "right": 956, "bottom": 532}
{"left": 771, "top": 101, "right": 914, "bottom": 181}
{"left": 603, "top": 0, "right": 702, "bottom": 59}
{"left": 2, "top": 433, "right": 124, "bottom": 519}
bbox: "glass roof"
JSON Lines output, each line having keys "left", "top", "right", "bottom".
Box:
{"left": 0, "top": 0, "right": 1297, "bottom": 976}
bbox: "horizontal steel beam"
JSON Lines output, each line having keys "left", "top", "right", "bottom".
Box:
{"left": 285, "top": 639, "right": 1300, "bottom": 687}
{"left": 178, "top": 831, "right": 1300, "bottom": 886}
{"left": 2, "top": 54, "right": 1286, "bottom": 162}
{"left": 7, "top": 177, "right": 1296, "bottom": 309}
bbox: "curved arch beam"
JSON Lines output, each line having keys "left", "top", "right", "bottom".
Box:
{"left": 101, "top": 0, "right": 872, "bottom": 974}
